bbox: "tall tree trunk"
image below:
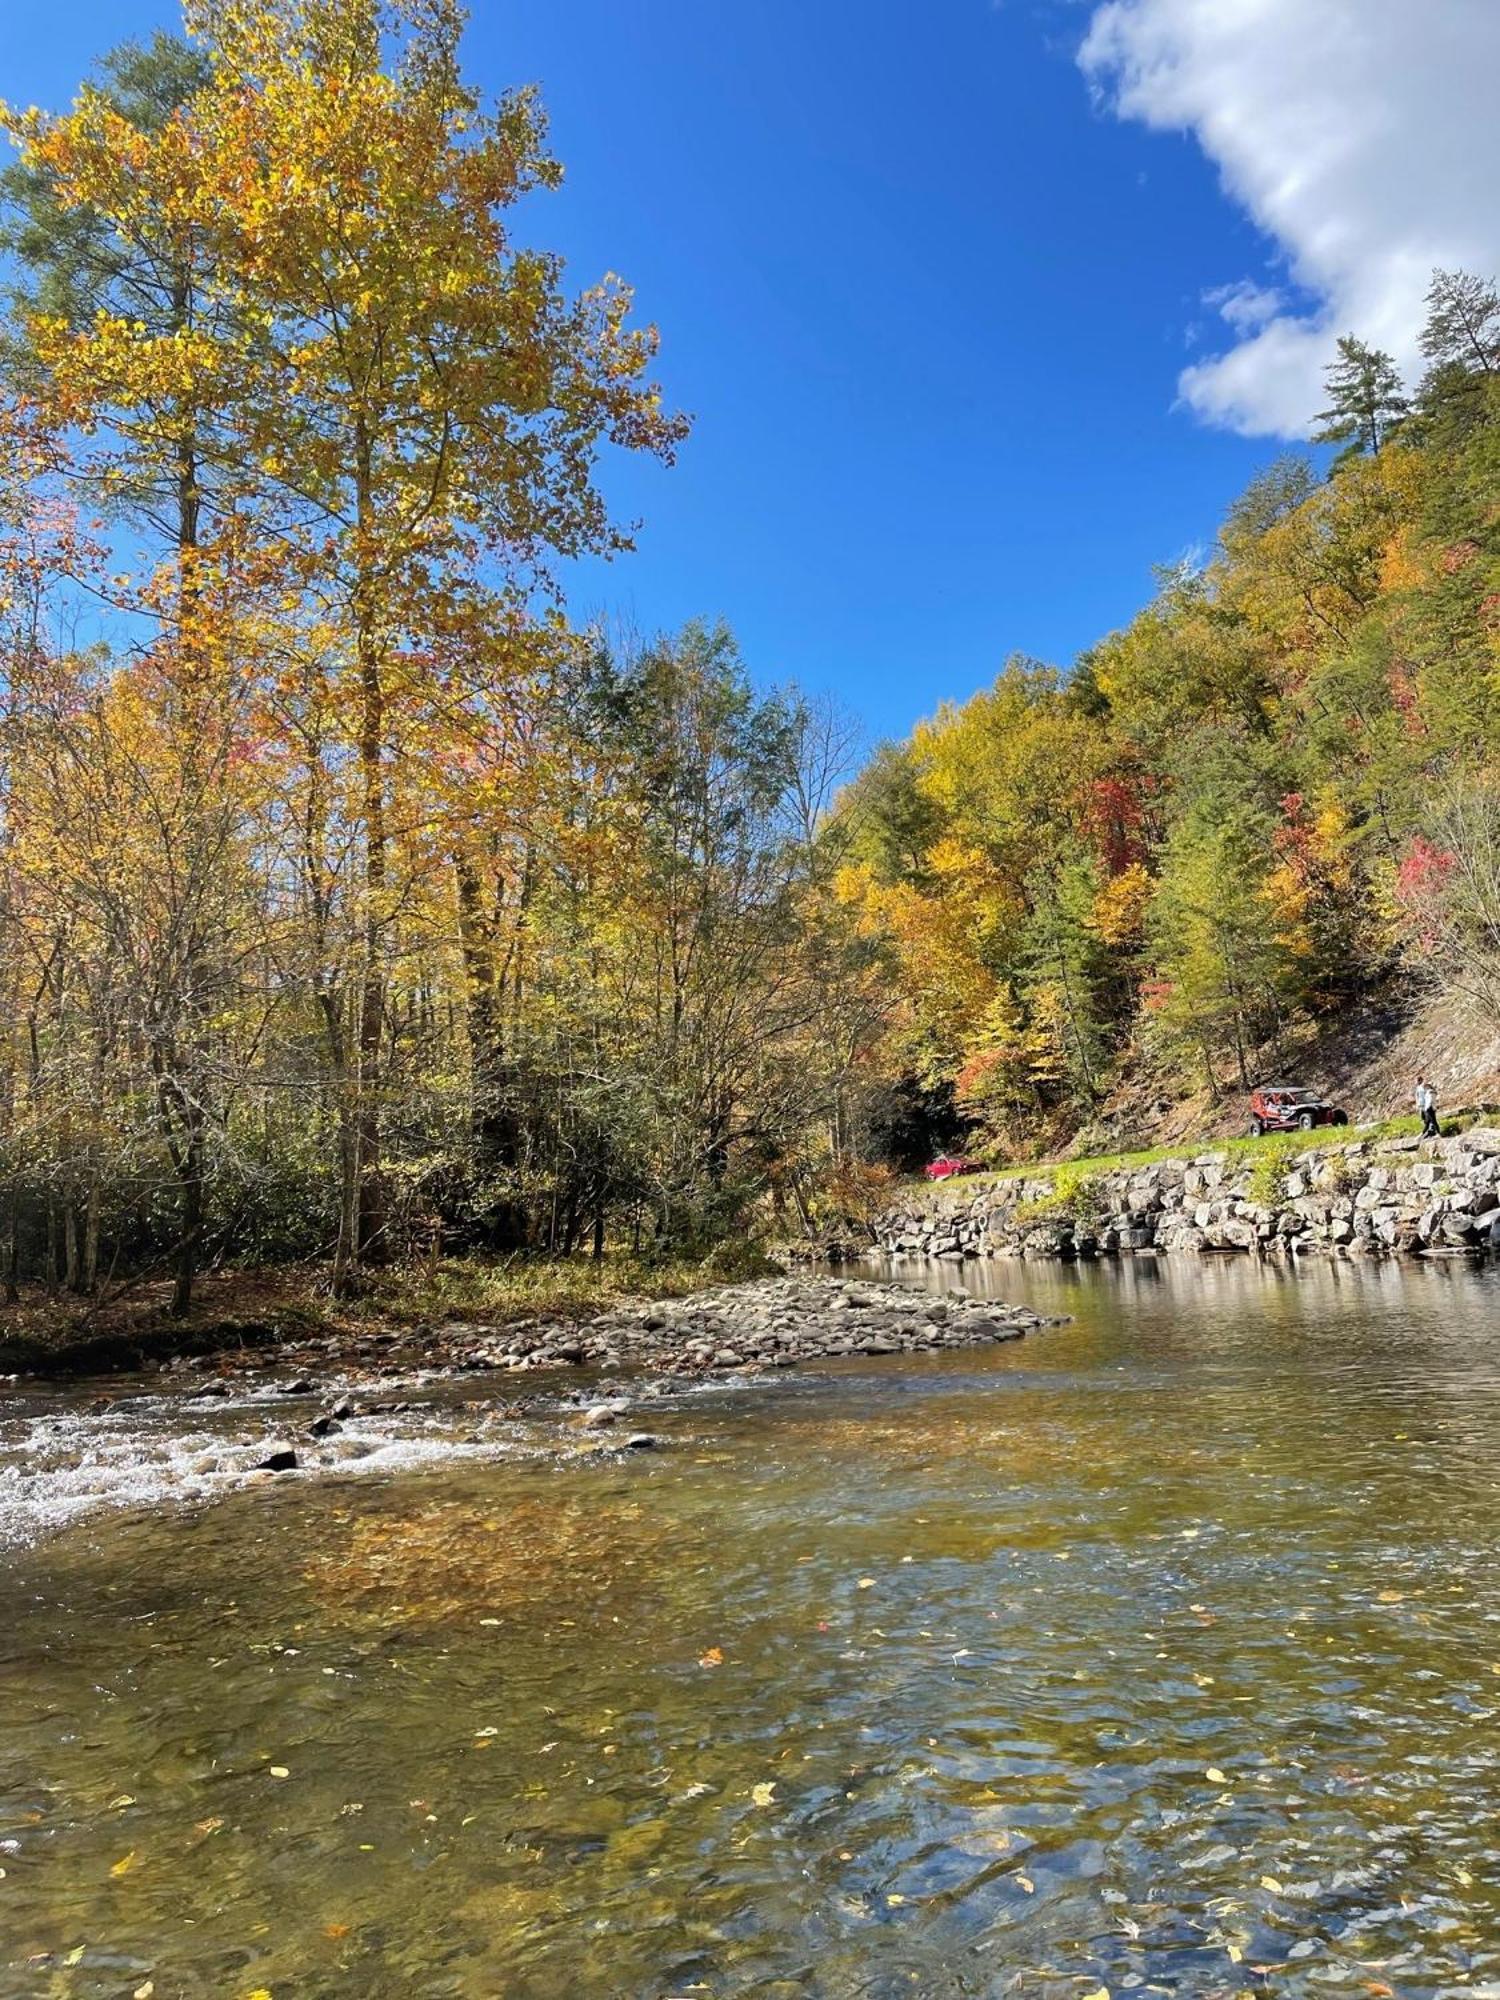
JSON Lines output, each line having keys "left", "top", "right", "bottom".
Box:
{"left": 63, "top": 1199, "right": 80, "bottom": 1294}
{"left": 170, "top": 1107, "right": 205, "bottom": 1319}
{"left": 453, "top": 850, "right": 527, "bottom": 1245}
{"left": 156, "top": 1059, "right": 205, "bottom": 1319}
{"left": 453, "top": 852, "right": 503, "bottom": 1158}
{"left": 353, "top": 415, "right": 387, "bottom": 1269}
{"left": 82, "top": 1174, "right": 100, "bottom": 1297}
{"left": 4, "top": 1189, "right": 17, "bottom": 1304}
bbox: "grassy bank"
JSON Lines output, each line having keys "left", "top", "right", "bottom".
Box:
{"left": 0, "top": 1249, "right": 763, "bottom": 1379}
{"left": 923, "top": 1111, "right": 1487, "bottom": 1201}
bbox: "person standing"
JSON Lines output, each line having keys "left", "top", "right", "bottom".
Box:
{"left": 1416, "top": 1076, "right": 1440, "bottom": 1139}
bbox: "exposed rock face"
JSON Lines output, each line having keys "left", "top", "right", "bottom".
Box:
{"left": 867, "top": 1128, "right": 1500, "bottom": 1266}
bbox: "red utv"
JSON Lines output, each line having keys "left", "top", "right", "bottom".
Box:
{"left": 924, "top": 1154, "right": 981, "bottom": 1181}
{"left": 1247, "top": 1084, "right": 1349, "bottom": 1136}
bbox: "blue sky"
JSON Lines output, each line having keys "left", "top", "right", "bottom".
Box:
{"left": 8, "top": 0, "right": 1492, "bottom": 744}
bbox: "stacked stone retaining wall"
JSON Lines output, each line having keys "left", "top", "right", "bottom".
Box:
{"left": 870, "top": 1127, "right": 1500, "bottom": 1264}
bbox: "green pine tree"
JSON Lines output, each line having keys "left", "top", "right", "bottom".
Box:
{"left": 1312, "top": 335, "right": 1409, "bottom": 456}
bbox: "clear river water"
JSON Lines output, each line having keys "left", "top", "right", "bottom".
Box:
{"left": 4, "top": 1254, "right": 1500, "bottom": 1998}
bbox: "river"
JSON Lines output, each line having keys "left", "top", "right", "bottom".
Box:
{"left": 4, "top": 1255, "right": 1500, "bottom": 1997}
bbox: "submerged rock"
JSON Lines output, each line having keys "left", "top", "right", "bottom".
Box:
{"left": 254, "top": 1447, "right": 299, "bottom": 1472}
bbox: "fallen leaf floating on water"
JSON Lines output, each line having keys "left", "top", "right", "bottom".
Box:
{"left": 110, "top": 1851, "right": 137, "bottom": 1877}
{"left": 268, "top": 1766, "right": 290, "bottom": 1780}
{"left": 698, "top": 1647, "right": 724, "bottom": 1668}
{"left": 750, "top": 1782, "right": 776, "bottom": 1807}
{"left": 1206, "top": 1767, "right": 1228, "bottom": 1785}
{"left": 857, "top": 1579, "right": 875, "bottom": 1590}
{"left": 134, "top": 1984, "right": 154, "bottom": 1999}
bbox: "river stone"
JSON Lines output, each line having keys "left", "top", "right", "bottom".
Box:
{"left": 580, "top": 1405, "right": 619, "bottom": 1429}
{"left": 964, "top": 1317, "right": 1021, "bottom": 1342}
{"left": 254, "top": 1448, "right": 299, "bottom": 1472}
{"left": 624, "top": 1432, "right": 661, "bottom": 1450}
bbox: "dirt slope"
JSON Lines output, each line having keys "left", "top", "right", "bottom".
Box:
{"left": 1075, "top": 981, "right": 1500, "bottom": 1156}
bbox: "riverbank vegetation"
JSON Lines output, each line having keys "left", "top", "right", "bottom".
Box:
{"left": 0, "top": 1248, "right": 742, "bottom": 1376}
{"left": 1, "top": 3, "right": 1498, "bottom": 1320}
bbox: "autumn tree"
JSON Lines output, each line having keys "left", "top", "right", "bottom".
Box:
{"left": 6, "top": 0, "right": 687, "bottom": 1288}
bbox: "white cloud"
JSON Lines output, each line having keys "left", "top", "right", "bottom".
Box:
{"left": 1079, "top": 0, "right": 1500, "bottom": 437}
{"left": 1202, "top": 280, "right": 1283, "bottom": 337}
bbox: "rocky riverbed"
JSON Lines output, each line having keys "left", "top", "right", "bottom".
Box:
{"left": 0, "top": 1278, "right": 1063, "bottom": 1538}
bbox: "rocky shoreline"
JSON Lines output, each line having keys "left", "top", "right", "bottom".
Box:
{"left": 165, "top": 1274, "right": 1058, "bottom": 1398}
{"left": 867, "top": 1126, "right": 1500, "bottom": 1265}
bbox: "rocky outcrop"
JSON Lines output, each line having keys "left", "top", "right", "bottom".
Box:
{"left": 870, "top": 1127, "right": 1500, "bottom": 1264}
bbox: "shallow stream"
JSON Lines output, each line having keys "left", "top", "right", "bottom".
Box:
{"left": 5, "top": 1255, "right": 1500, "bottom": 1997}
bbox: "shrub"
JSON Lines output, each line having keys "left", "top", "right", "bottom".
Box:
{"left": 1248, "top": 1139, "right": 1298, "bottom": 1208}
{"left": 1014, "top": 1166, "right": 1106, "bottom": 1231}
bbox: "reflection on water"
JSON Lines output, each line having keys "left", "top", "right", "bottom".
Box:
{"left": 5, "top": 1256, "right": 1500, "bottom": 1996}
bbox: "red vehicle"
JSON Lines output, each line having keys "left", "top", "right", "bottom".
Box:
{"left": 924, "top": 1153, "right": 981, "bottom": 1181}
{"left": 1247, "top": 1084, "right": 1348, "bottom": 1136}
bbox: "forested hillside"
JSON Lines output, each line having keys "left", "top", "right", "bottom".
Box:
{"left": 834, "top": 283, "right": 1500, "bottom": 1160}
{"left": 1, "top": 3, "right": 1498, "bottom": 1315}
